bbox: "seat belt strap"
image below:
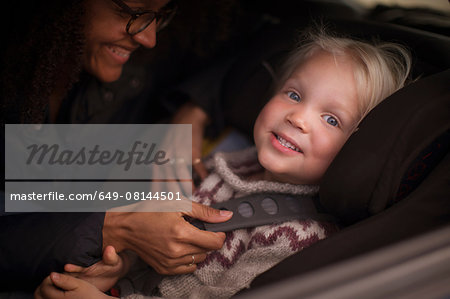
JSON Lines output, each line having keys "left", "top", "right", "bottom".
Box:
{"left": 190, "top": 193, "right": 336, "bottom": 232}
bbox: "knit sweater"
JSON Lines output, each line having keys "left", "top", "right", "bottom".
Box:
{"left": 124, "top": 147, "right": 337, "bottom": 299}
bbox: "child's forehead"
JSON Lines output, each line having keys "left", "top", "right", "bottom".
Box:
{"left": 286, "top": 51, "right": 357, "bottom": 90}
{"left": 293, "top": 50, "right": 353, "bottom": 72}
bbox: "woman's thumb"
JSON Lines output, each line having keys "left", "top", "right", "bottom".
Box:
{"left": 187, "top": 202, "right": 233, "bottom": 223}
{"left": 103, "top": 245, "right": 119, "bottom": 265}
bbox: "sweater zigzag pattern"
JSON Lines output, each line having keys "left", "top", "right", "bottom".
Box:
{"left": 127, "top": 147, "right": 337, "bottom": 299}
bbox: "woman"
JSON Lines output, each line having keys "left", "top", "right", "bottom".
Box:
{"left": 1, "top": 0, "right": 238, "bottom": 290}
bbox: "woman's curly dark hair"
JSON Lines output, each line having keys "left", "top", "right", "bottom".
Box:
{"left": 2, "top": 0, "right": 85, "bottom": 123}
{"left": 1, "top": 0, "right": 240, "bottom": 124}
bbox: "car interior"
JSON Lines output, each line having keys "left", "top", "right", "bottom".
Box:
{"left": 1, "top": 0, "right": 449, "bottom": 298}
{"left": 204, "top": 0, "right": 450, "bottom": 297}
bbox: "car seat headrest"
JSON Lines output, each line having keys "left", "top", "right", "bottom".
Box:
{"left": 319, "top": 69, "right": 450, "bottom": 225}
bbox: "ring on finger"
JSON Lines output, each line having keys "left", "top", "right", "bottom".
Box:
{"left": 188, "top": 254, "right": 195, "bottom": 267}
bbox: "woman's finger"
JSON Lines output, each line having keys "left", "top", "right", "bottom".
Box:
{"left": 174, "top": 222, "right": 227, "bottom": 252}
{"left": 176, "top": 252, "right": 207, "bottom": 267}
{"left": 184, "top": 227, "right": 227, "bottom": 252}
{"left": 156, "top": 251, "right": 207, "bottom": 268}
{"left": 152, "top": 253, "right": 207, "bottom": 275}
{"left": 157, "top": 263, "right": 198, "bottom": 275}
{"left": 179, "top": 202, "right": 232, "bottom": 250}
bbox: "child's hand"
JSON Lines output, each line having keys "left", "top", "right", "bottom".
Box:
{"left": 64, "top": 245, "right": 133, "bottom": 292}
{"left": 34, "top": 272, "right": 114, "bottom": 299}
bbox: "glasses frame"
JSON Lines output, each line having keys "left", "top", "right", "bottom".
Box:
{"left": 111, "top": 0, "right": 176, "bottom": 35}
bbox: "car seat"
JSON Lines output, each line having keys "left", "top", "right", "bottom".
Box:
{"left": 208, "top": 8, "right": 450, "bottom": 296}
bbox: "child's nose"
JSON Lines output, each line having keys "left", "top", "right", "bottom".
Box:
{"left": 286, "top": 109, "right": 309, "bottom": 133}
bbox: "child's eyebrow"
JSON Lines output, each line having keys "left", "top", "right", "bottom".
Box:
{"left": 284, "top": 77, "right": 301, "bottom": 88}
{"left": 282, "top": 78, "right": 305, "bottom": 97}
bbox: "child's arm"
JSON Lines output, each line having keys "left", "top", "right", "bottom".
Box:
{"left": 34, "top": 272, "right": 115, "bottom": 299}
{"left": 64, "top": 245, "right": 136, "bottom": 292}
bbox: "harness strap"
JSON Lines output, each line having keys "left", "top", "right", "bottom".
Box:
{"left": 191, "top": 193, "right": 336, "bottom": 232}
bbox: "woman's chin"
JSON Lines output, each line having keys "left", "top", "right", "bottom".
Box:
{"left": 96, "top": 69, "right": 123, "bottom": 83}
{"left": 84, "top": 64, "right": 123, "bottom": 83}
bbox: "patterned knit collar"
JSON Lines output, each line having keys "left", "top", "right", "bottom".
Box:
{"left": 213, "top": 147, "right": 319, "bottom": 196}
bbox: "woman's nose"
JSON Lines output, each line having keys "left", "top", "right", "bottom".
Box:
{"left": 286, "top": 109, "right": 309, "bottom": 133}
{"left": 132, "top": 21, "right": 157, "bottom": 48}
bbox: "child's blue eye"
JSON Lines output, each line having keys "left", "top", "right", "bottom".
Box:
{"left": 287, "top": 91, "right": 301, "bottom": 102}
{"left": 323, "top": 115, "right": 339, "bottom": 127}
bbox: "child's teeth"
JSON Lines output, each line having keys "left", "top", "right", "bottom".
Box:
{"left": 276, "top": 135, "right": 300, "bottom": 152}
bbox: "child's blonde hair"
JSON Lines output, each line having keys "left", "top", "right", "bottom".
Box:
{"left": 278, "top": 28, "right": 412, "bottom": 119}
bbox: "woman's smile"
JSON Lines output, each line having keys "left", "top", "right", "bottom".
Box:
{"left": 105, "top": 44, "right": 134, "bottom": 64}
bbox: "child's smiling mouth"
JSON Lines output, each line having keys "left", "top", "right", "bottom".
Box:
{"left": 273, "top": 133, "right": 303, "bottom": 153}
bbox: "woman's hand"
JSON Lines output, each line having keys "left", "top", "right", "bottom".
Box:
{"left": 102, "top": 202, "right": 232, "bottom": 275}
{"left": 171, "top": 102, "right": 210, "bottom": 181}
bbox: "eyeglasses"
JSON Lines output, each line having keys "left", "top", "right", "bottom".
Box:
{"left": 111, "top": 0, "right": 177, "bottom": 35}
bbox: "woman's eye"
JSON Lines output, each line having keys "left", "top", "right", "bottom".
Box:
{"left": 323, "top": 115, "right": 339, "bottom": 127}
{"left": 287, "top": 91, "right": 301, "bottom": 102}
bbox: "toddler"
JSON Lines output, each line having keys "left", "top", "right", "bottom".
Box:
{"left": 35, "top": 28, "right": 411, "bottom": 299}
